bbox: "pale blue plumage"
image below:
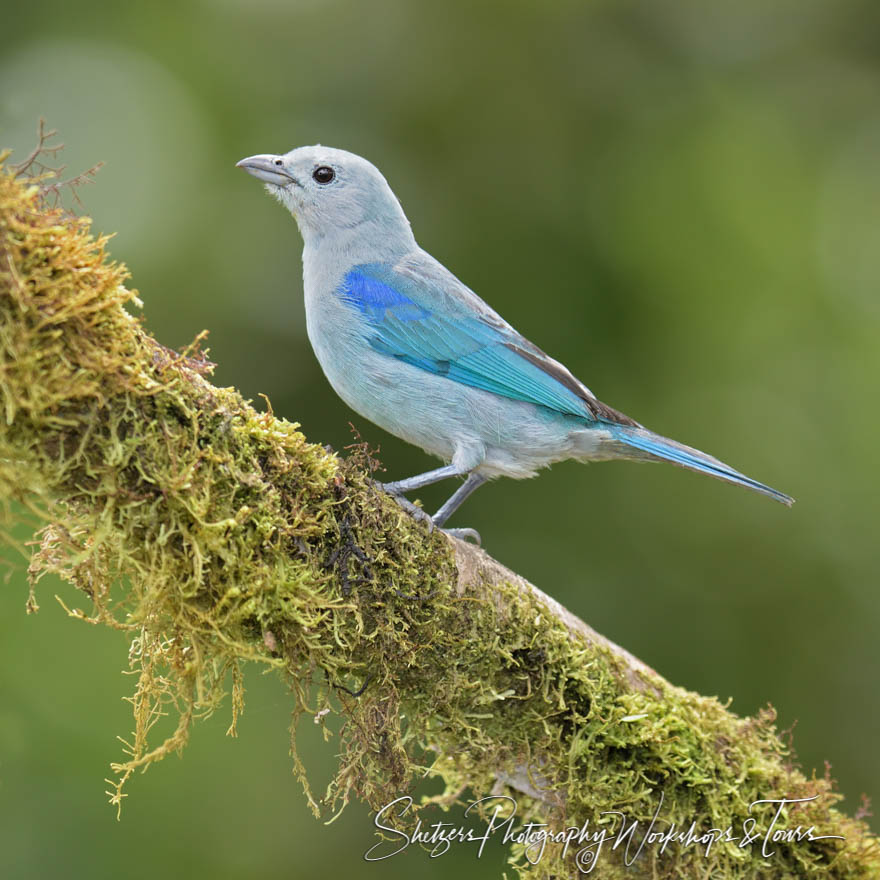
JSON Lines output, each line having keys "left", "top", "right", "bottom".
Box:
{"left": 237, "top": 145, "right": 793, "bottom": 539}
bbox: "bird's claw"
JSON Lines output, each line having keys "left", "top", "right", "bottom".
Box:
{"left": 440, "top": 527, "right": 482, "bottom": 546}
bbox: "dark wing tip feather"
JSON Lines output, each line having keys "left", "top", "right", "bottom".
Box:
{"left": 507, "top": 343, "right": 641, "bottom": 426}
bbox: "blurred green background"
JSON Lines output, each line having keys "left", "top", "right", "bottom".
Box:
{"left": 1, "top": 0, "right": 878, "bottom": 877}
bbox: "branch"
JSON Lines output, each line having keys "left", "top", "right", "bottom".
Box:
{"left": 1, "top": 153, "right": 877, "bottom": 879}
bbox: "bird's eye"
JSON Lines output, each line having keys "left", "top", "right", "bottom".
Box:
{"left": 274, "top": 158, "right": 283, "bottom": 166}
{"left": 313, "top": 166, "right": 335, "bottom": 184}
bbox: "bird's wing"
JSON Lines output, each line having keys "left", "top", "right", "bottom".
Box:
{"left": 337, "top": 256, "right": 638, "bottom": 425}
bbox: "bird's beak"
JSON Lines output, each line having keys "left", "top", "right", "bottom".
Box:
{"left": 236, "top": 154, "right": 298, "bottom": 186}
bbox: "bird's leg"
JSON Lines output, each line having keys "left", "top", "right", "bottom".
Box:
{"left": 379, "top": 444, "right": 487, "bottom": 543}
{"left": 375, "top": 465, "right": 462, "bottom": 532}
{"left": 381, "top": 464, "right": 464, "bottom": 495}
{"left": 432, "top": 473, "right": 487, "bottom": 527}
{"left": 432, "top": 472, "right": 487, "bottom": 545}
{"left": 378, "top": 466, "right": 486, "bottom": 545}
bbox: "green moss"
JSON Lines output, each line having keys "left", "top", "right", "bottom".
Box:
{"left": 1, "top": 155, "right": 877, "bottom": 878}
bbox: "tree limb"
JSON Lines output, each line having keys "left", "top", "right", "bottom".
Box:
{"left": 1, "top": 153, "right": 877, "bottom": 879}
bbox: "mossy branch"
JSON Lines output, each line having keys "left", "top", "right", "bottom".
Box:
{"left": 1, "top": 154, "right": 877, "bottom": 879}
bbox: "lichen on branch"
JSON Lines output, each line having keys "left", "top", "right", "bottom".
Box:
{"left": 1, "top": 152, "right": 877, "bottom": 879}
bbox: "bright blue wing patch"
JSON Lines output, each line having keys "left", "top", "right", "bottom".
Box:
{"left": 340, "top": 271, "right": 430, "bottom": 323}
{"left": 339, "top": 265, "right": 593, "bottom": 420}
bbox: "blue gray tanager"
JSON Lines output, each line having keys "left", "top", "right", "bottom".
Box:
{"left": 237, "top": 146, "right": 792, "bottom": 541}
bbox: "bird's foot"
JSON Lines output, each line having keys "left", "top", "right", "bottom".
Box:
{"left": 441, "top": 527, "right": 482, "bottom": 545}
{"left": 375, "top": 482, "right": 481, "bottom": 545}
{"left": 376, "top": 481, "right": 433, "bottom": 525}
{"left": 379, "top": 478, "right": 409, "bottom": 496}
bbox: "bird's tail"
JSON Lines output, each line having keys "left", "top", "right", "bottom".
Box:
{"left": 609, "top": 425, "right": 794, "bottom": 506}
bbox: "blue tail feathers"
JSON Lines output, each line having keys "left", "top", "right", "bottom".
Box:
{"left": 611, "top": 426, "right": 794, "bottom": 506}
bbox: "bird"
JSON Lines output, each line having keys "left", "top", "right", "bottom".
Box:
{"left": 237, "top": 145, "right": 793, "bottom": 542}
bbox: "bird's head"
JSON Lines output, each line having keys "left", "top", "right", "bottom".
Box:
{"left": 236, "top": 145, "right": 413, "bottom": 247}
